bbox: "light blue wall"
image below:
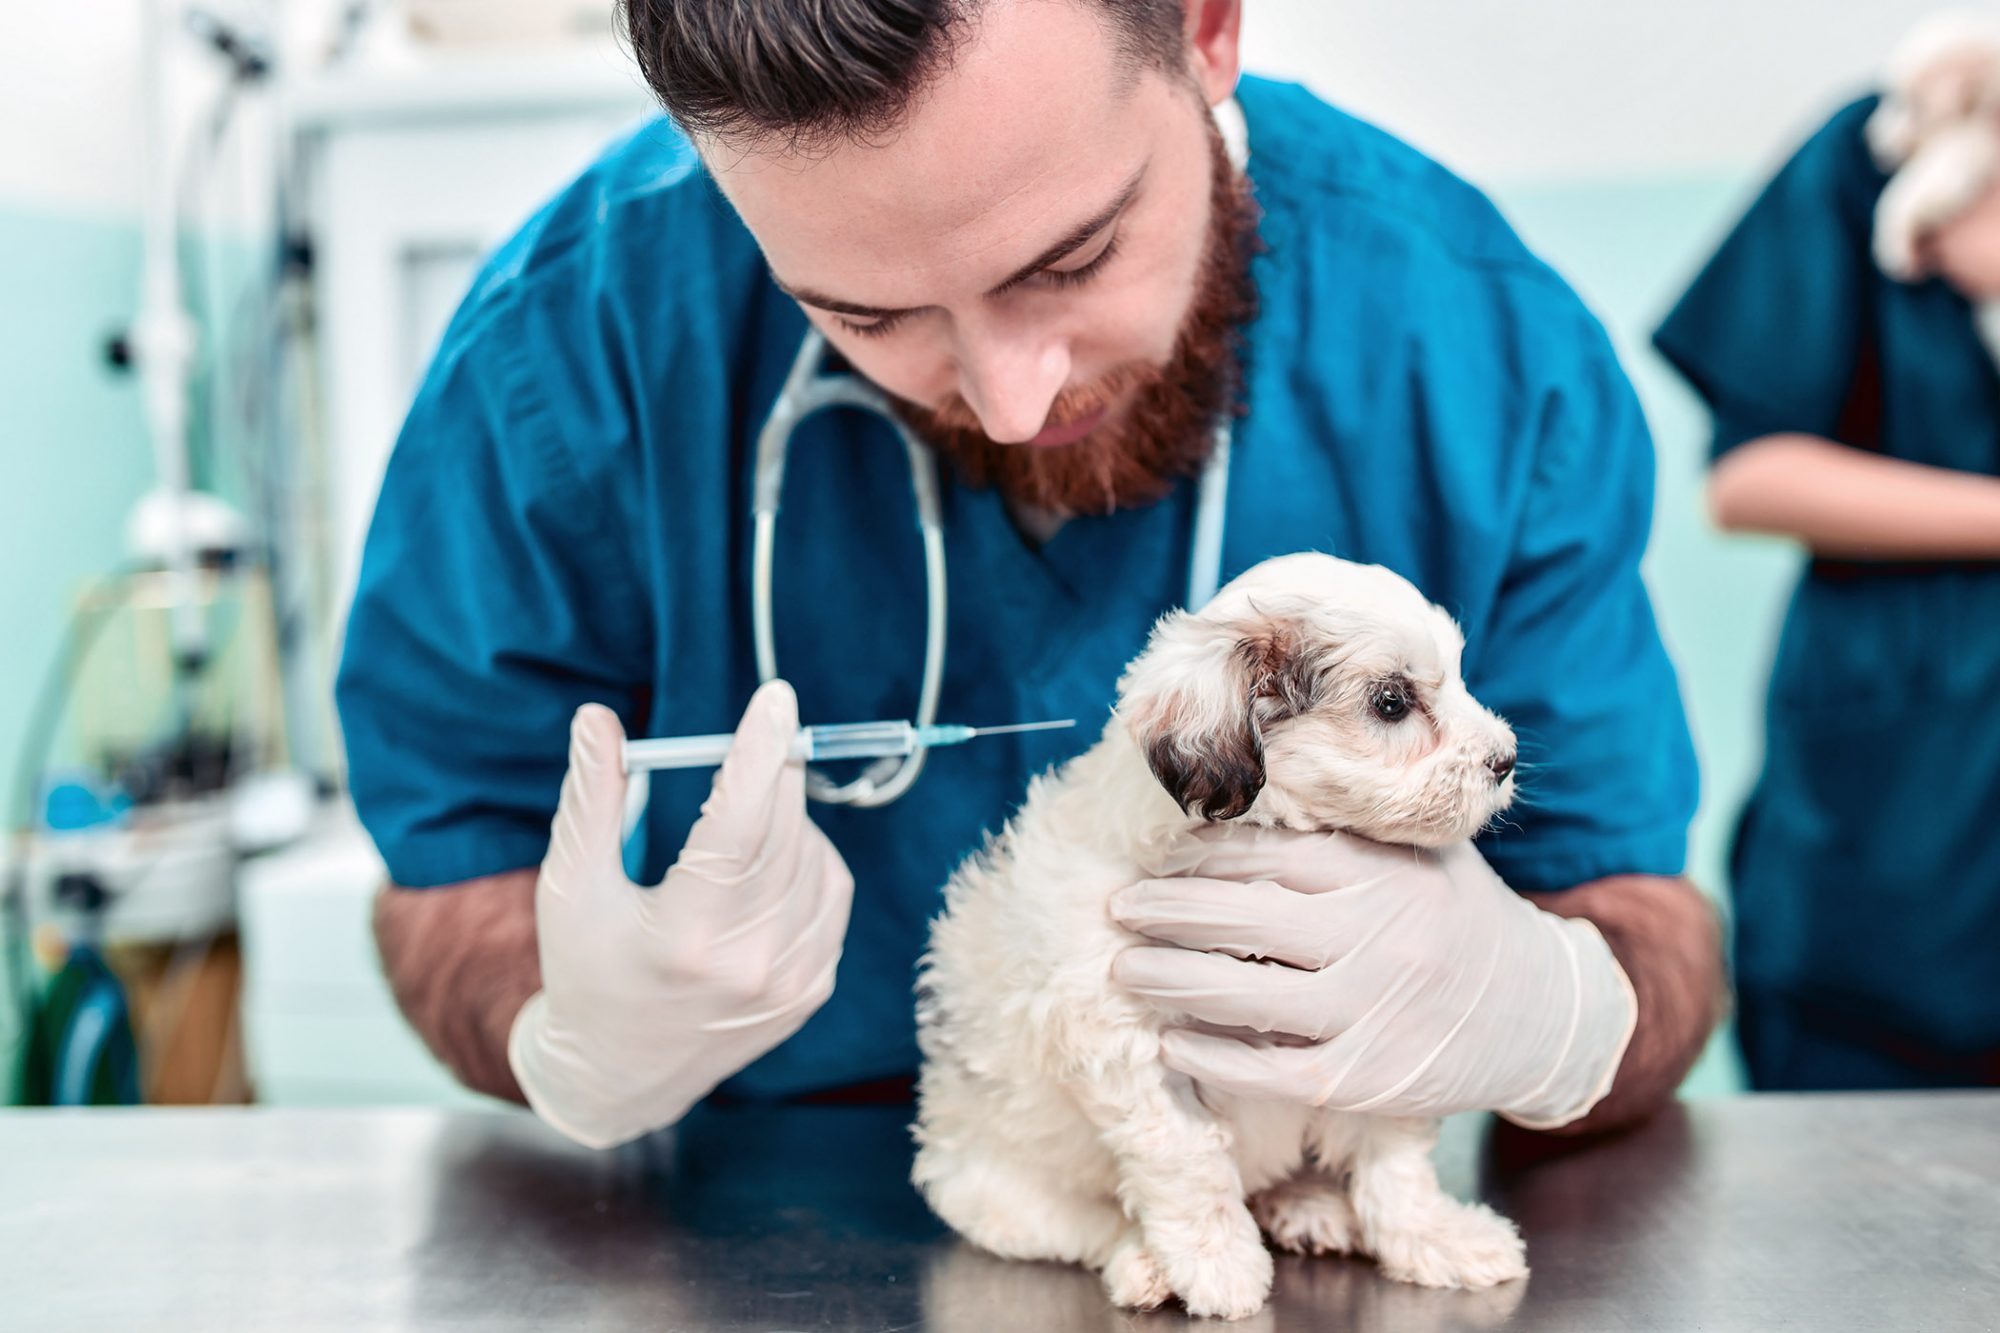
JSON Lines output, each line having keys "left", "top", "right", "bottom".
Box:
{"left": 0, "top": 199, "right": 156, "bottom": 1089}
{"left": 0, "top": 201, "right": 155, "bottom": 820}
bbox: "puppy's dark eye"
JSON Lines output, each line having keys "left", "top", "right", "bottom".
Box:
{"left": 1371, "top": 681, "right": 1412, "bottom": 723}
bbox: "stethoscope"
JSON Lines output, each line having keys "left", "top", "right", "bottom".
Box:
{"left": 751, "top": 337, "right": 1232, "bottom": 807}
{"left": 750, "top": 99, "right": 1248, "bottom": 808}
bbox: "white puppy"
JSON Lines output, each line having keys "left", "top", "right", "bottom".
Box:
{"left": 913, "top": 553, "right": 1528, "bottom": 1320}
{"left": 1867, "top": 9, "right": 2000, "bottom": 171}
{"left": 1868, "top": 10, "right": 2000, "bottom": 283}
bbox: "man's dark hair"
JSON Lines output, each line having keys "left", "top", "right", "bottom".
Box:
{"left": 619, "top": 0, "right": 1188, "bottom": 149}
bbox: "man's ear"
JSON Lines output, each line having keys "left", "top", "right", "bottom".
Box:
{"left": 1183, "top": 0, "right": 1243, "bottom": 109}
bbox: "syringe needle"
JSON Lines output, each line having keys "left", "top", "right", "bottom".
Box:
{"left": 964, "top": 719, "right": 1076, "bottom": 738}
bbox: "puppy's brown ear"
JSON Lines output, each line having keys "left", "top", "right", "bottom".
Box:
{"left": 1137, "top": 699, "right": 1266, "bottom": 821}
{"left": 1121, "top": 613, "right": 1302, "bottom": 822}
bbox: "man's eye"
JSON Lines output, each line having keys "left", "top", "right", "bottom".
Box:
{"left": 1036, "top": 233, "right": 1123, "bottom": 291}
{"left": 837, "top": 312, "right": 909, "bottom": 339}
{"left": 832, "top": 312, "right": 912, "bottom": 340}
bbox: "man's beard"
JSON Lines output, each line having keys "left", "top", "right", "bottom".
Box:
{"left": 891, "top": 129, "right": 1261, "bottom": 518}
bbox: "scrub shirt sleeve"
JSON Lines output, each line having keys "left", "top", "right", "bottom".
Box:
{"left": 1470, "top": 313, "right": 1700, "bottom": 894}
{"left": 1653, "top": 98, "right": 1887, "bottom": 458}
{"left": 335, "top": 294, "right": 650, "bottom": 889}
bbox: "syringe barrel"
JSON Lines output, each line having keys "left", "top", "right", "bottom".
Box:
{"left": 799, "top": 719, "right": 918, "bottom": 762}
{"left": 625, "top": 719, "right": 924, "bottom": 772}
{"left": 622, "top": 734, "right": 737, "bottom": 771}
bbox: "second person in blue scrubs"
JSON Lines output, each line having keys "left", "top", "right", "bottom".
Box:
{"left": 1657, "top": 91, "right": 2000, "bottom": 1091}
{"left": 340, "top": 0, "right": 1723, "bottom": 1147}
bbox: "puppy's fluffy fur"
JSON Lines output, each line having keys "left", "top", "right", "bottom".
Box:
{"left": 913, "top": 554, "right": 1527, "bottom": 1320}
{"left": 1868, "top": 10, "right": 2000, "bottom": 169}
{"left": 1868, "top": 10, "right": 2000, "bottom": 314}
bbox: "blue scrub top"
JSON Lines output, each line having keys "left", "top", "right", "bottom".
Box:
{"left": 1656, "top": 96, "right": 2000, "bottom": 1055}
{"left": 338, "top": 76, "right": 1698, "bottom": 1099}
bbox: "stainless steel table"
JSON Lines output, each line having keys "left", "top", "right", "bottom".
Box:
{"left": 3, "top": 1093, "right": 1996, "bottom": 1331}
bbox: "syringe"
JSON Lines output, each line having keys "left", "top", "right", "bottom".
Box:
{"left": 622, "top": 717, "right": 1077, "bottom": 774}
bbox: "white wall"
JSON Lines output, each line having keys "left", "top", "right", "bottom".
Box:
{"left": 0, "top": 0, "right": 275, "bottom": 214}
{"left": 7, "top": 0, "right": 1954, "bottom": 212}
{"left": 1240, "top": 0, "right": 1962, "bottom": 182}
{"left": 0, "top": 2, "right": 159, "bottom": 211}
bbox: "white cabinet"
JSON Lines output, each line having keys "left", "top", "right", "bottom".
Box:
{"left": 238, "top": 815, "right": 486, "bottom": 1105}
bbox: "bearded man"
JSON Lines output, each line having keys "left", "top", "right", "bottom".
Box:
{"left": 340, "top": 0, "right": 1721, "bottom": 1151}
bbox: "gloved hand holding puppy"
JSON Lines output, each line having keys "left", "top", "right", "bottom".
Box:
{"left": 1112, "top": 827, "right": 1635, "bottom": 1129}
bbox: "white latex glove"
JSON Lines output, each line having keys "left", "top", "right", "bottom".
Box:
{"left": 1109, "top": 828, "right": 1635, "bottom": 1129}
{"left": 508, "top": 680, "right": 854, "bottom": 1149}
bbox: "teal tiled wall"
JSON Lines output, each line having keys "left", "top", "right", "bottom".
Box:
{"left": 0, "top": 198, "right": 155, "bottom": 1091}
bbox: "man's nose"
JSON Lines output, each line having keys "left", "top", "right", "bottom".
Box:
{"left": 954, "top": 324, "right": 1071, "bottom": 444}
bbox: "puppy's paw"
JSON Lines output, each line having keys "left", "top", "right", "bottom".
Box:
{"left": 1099, "top": 1229, "right": 1172, "bottom": 1310}
{"left": 1372, "top": 1200, "right": 1527, "bottom": 1291}
{"left": 1152, "top": 1202, "right": 1274, "bottom": 1320}
{"left": 1251, "top": 1177, "right": 1358, "bottom": 1256}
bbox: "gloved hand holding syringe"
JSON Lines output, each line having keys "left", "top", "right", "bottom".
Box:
{"left": 623, "top": 717, "right": 1075, "bottom": 773}
{"left": 512, "top": 684, "right": 1076, "bottom": 1152}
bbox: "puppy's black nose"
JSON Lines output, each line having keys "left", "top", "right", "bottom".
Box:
{"left": 1488, "top": 752, "right": 1516, "bottom": 782}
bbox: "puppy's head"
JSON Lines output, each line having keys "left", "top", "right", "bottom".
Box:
{"left": 1871, "top": 11, "right": 2000, "bottom": 167}
{"left": 1117, "top": 554, "right": 1515, "bottom": 848}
